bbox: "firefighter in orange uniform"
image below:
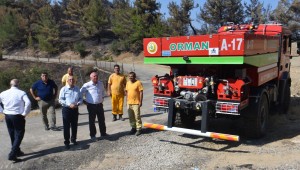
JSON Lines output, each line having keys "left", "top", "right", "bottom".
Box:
{"left": 107, "top": 64, "right": 127, "bottom": 121}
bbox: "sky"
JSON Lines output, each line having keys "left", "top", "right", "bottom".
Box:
{"left": 157, "top": 0, "right": 278, "bottom": 28}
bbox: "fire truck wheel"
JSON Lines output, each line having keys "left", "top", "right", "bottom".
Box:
{"left": 243, "top": 94, "right": 269, "bottom": 139}
{"left": 280, "top": 86, "right": 291, "bottom": 114}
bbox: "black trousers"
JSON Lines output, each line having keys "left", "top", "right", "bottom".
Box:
{"left": 62, "top": 107, "right": 79, "bottom": 145}
{"left": 86, "top": 103, "right": 106, "bottom": 137}
{"left": 5, "top": 114, "right": 25, "bottom": 158}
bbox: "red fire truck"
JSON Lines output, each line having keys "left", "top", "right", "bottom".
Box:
{"left": 143, "top": 22, "right": 299, "bottom": 141}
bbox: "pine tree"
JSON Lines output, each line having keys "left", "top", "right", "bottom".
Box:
{"left": 82, "top": 0, "right": 110, "bottom": 43}
{"left": 59, "top": 0, "right": 70, "bottom": 11}
{"left": 35, "top": 4, "right": 59, "bottom": 53}
{"left": 111, "top": 0, "right": 165, "bottom": 53}
{"left": 52, "top": 1, "right": 64, "bottom": 24}
{"left": 0, "top": 6, "right": 26, "bottom": 49}
{"left": 112, "top": 0, "right": 130, "bottom": 9}
{"left": 270, "top": 0, "right": 293, "bottom": 26}
{"left": 198, "top": 0, "right": 244, "bottom": 33}
{"left": 288, "top": 0, "right": 300, "bottom": 35}
{"left": 64, "top": 0, "right": 89, "bottom": 27}
{"left": 167, "top": 0, "right": 197, "bottom": 36}
{"left": 168, "top": 1, "right": 188, "bottom": 36}
{"left": 244, "top": 0, "right": 264, "bottom": 24}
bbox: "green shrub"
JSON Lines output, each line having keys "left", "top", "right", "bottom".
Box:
{"left": 0, "top": 66, "right": 49, "bottom": 109}
{"left": 93, "top": 51, "right": 102, "bottom": 60}
{"left": 73, "top": 42, "right": 86, "bottom": 58}
{"left": 110, "top": 40, "right": 121, "bottom": 55}
{"left": 103, "top": 56, "right": 113, "bottom": 62}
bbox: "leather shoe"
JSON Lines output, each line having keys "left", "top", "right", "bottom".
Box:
{"left": 8, "top": 156, "right": 22, "bottom": 162}
{"left": 45, "top": 127, "right": 50, "bottom": 131}
{"left": 71, "top": 140, "right": 78, "bottom": 145}
{"left": 51, "top": 126, "right": 59, "bottom": 131}
{"left": 65, "top": 144, "right": 70, "bottom": 150}
{"left": 101, "top": 133, "right": 109, "bottom": 137}
{"left": 16, "top": 150, "right": 24, "bottom": 157}
{"left": 91, "top": 136, "right": 98, "bottom": 142}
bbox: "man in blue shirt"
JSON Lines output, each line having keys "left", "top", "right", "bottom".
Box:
{"left": 80, "top": 71, "right": 108, "bottom": 141}
{"left": 59, "top": 76, "right": 82, "bottom": 149}
{"left": 30, "top": 72, "right": 58, "bottom": 131}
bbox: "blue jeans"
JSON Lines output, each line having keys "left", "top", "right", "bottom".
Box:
{"left": 5, "top": 114, "right": 25, "bottom": 158}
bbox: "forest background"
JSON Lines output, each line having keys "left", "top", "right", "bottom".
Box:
{"left": 0, "top": 0, "right": 299, "bottom": 56}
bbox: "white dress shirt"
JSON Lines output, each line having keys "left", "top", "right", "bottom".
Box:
{"left": 80, "top": 80, "right": 106, "bottom": 104}
{"left": 0, "top": 87, "right": 31, "bottom": 116}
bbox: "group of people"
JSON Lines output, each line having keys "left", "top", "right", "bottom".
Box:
{"left": 0, "top": 64, "right": 144, "bottom": 161}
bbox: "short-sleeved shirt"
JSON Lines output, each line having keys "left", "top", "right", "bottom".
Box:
{"left": 61, "top": 74, "right": 77, "bottom": 86}
{"left": 108, "top": 73, "right": 126, "bottom": 95}
{"left": 125, "top": 80, "right": 143, "bottom": 104}
{"left": 31, "top": 79, "right": 58, "bottom": 101}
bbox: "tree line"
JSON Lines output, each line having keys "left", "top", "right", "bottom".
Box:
{"left": 0, "top": 0, "right": 299, "bottom": 56}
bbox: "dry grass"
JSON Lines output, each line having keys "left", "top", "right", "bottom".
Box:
{"left": 113, "top": 52, "right": 144, "bottom": 64}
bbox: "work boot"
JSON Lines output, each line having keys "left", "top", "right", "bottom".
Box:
{"left": 112, "top": 115, "right": 117, "bottom": 121}
{"left": 119, "top": 115, "right": 125, "bottom": 121}
{"left": 135, "top": 130, "right": 142, "bottom": 136}
{"left": 129, "top": 128, "right": 136, "bottom": 135}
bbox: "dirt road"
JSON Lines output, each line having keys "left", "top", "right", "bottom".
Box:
{"left": 0, "top": 56, "right": 300, "bottom": 169}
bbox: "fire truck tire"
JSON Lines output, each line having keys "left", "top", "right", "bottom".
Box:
{"left": 280, "top": 86, "right": 291, "bottom": 114}
{"left": 243, "top": 94, "right": 269, "bottom": 139}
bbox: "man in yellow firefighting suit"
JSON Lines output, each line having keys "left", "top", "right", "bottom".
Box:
{"left": 107, "top": 64, "right": 127, "bottom": 121}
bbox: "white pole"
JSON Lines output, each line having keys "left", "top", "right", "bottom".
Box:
{"left": 144, "top": 123, "right": 239, "bottom": 142}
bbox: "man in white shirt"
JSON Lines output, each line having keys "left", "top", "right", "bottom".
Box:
{"left": 0, "top": 79, "right": 31, "bottom": 162}
{"left": 80, "top": 71, "right": 108, "bottom": 141}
